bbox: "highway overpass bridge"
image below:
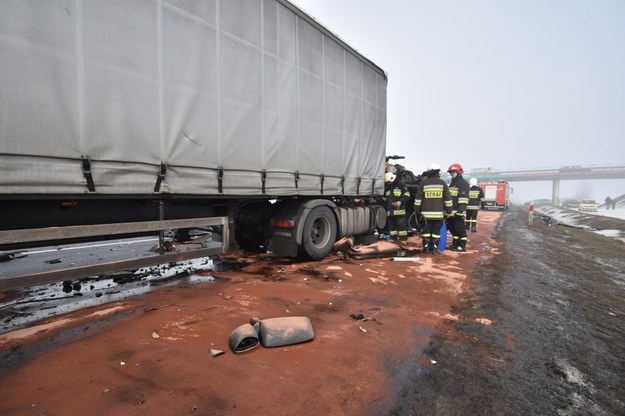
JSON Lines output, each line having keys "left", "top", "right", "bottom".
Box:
{"left": 464, "top": 165, "right": 625, "bottom": 205}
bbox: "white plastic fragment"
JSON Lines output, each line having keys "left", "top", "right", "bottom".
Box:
{"left": 152, "top": 331, "right": 161, "bottom": 339}
{"left": 209, "top": 349, "right": 224, "bottom": 357}
{"left": 359, "top": 326, "right": 367, "bottom": 333}
{"left": 391, "top": 257, "right": 424, "bottom": 262}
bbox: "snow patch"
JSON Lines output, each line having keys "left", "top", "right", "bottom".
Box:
{"left": 594, "top": 229, "right": 622, "bottom": 238}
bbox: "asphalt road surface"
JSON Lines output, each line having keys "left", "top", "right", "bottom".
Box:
{"left": 391, "top": 208, "right": 625, "bottom": 415}
{"left": 0, "top": 208, "right": 624, "bottom": 415}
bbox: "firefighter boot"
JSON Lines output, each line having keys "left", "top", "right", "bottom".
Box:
{"left": 421, "top": 239, "right": 430, "bottom": 253}
{"left": 471, "top": 224, "right": 477, "bottom": 232}
{"left": 456, "top": 241, "right": 467, "bottom": 252}
{"left": 450, "top": 239, "right": 464, "bottom": 251}
{"left": 432, "top": 239, "right": 440, "bottom": 255}
{"left": 449, "top": 239, "right": 458, "bottom": 251}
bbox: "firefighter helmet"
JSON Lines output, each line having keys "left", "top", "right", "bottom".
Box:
{"left": 447, "top": 163, "right": 464, "bottom": 174}
{"left": 384, "top": 172, "right": 396, "bottom": 183}
{"left": 469, "top": 177, "right": 478, "bottom": 186}
{"left": 429, "top": 163, "right": 441, "bottom": 171}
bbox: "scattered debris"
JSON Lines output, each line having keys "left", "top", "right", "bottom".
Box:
{"left": 359, "top": 326, "right": 367, "bottom": 333}
{"left": 229, "top": 323, "right": 260, "bottom": 353}
{"left": 150, "top": 240, "right": 176, "bottom": 252}
{"left": 391, "top": 257, "right": 424, "bottom": 262}
{"left": 44, "top": 259, "right": 62, "bottom": 264}
{"left": 152, "top": 331, "right": 161, "bottom": 339}
{"left": 209, "top": 349, "right": 224, "bottom": 357}
{"left": 218, "top": 292, "right": 232, "bottom": 300}
{"left": 229, "top": 316, "right": 315, "bottom": 353}
{"left": 350, "top": 313, "right": 382, "bottom": 324}
{"left": 0, "top": 251, "right": 27, "bottom": 262}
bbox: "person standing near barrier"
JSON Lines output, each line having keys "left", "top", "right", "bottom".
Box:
{"left": 466, "top": 177, "right": 484, "bottom": 232}
{"left": 447, "top": 163, "right": 470, "bottom": 251}
{"left": 414, "top": 164, "right": 452, "bottom": 254}
{"left": 383, "top": 172, "right": 410, "bottom": 242}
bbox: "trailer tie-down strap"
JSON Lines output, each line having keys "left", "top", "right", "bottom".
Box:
{"left": 81, "top": 155, "right": 96, "bottom": 192}
{"left": 154, "top": 162, "right": 167, "bottom": 192}
{"left": 340, "top": 176, "right": 345, "bottom": 195}
{"left": 294, "top": 171, "right": 300, "bottom": 189}
{"left": 356, "top": 177, "right": 362, "bottom": 195}
{"left": 371, "top": 178, "right": 376, "bottom": 195}
{"left": 218, "top": 166, "right": 224, "bottom": 194}
{"left": 261, "top": 169, "right": 267, "bottom": 194}
{"left": 320, "top": 174, "right": 325, "bottom": 194}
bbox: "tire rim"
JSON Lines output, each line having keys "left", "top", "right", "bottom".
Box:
{"left": 310, "top": 216, "right": 330, "bottom": 248}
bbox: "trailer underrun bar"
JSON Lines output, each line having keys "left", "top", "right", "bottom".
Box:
{"left": 0, "top": 217, "right": 229, "bottom": 291}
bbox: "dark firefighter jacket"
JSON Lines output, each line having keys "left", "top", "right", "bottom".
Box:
{"left": 449, "top": 175, "right": 470, "bottom": 214}
{"left": 467, "top": 185, "right": 484, "bottom": 210}
{"left": 383, "top": 180, "right": 410, "bottom": 217}
{"left": 414, "top": 172, "right": 452, "bottom": 219}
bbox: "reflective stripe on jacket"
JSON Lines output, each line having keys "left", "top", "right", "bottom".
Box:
{"left": 449, "top": 175, "right": 470, "bottom": 214}
{"left": 414, "top": 176, "right": 452, "bottom": 219}
{"left": 384, "top": 181, "right": 410, "bottom": 217}
{"left": 467, "top": 186, "right": 484, "bottom": 210}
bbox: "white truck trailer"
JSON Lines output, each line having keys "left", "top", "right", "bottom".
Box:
{"left": 0, "top": 0, "right": 387, "bottom": 265}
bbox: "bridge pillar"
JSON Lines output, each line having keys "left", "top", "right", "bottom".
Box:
{"left": 552, "top": 179, "right": 560, "bottom": 206}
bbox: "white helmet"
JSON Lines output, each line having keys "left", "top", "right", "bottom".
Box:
{"left": 429, "top": 163, "right": 441, "bottom": 171}
{"left": 384, "top": 172, "right": 396, "bottom": 183}
{"left": 469, "top": 177, "right": 478, "bottom": 186}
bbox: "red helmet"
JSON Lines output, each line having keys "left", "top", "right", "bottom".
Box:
{"left": 447, "top": 163, "right": 464, "bottom": 174}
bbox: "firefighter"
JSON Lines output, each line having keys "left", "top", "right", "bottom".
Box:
{"left": 466, "top": 177, "right": 484, "bottom": 232}
{"left": 383, "top": 172, "right": 410, "bottom": 242}
{"left": 414, "top": 164, "right": 452, "bottom": 253}
{"left": 446, "top": 163, "right": 470, "bottom": 251}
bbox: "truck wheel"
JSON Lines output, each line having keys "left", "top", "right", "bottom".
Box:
{"left": 299, "top": 206, "right": 337, "bottom": 260}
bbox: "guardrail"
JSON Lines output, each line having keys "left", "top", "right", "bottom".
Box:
{"left": 0, "top": 217, "right": 229, "bottom": 291}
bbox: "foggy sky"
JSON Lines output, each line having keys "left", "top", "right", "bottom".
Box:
{"left": 293, "top": 0, "right": 625, "bottom": 203}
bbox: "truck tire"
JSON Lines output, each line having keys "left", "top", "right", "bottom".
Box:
{"left": 299, "top": 206, "right": 337, "bottom": 260}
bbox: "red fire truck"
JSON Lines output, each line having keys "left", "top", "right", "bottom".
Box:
{"left": 479, "top": 181, "right": 511, "bottom": 210}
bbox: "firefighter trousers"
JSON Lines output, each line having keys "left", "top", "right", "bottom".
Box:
{"left": 421, "top": 218, "right": 443, "bottom": 252}
{"left": 387, "top": 215, "right": 407, "bottom": 241}
{"left": 447, "top": 215, "right": 467, "bottom": 248}
{"left": 465, "top": 210, "right": 479, "bottom": 230}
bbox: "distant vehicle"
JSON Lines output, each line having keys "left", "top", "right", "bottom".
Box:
{"left": 469, "top": 166, "right": 494, "bottom": 174}
{"left": 578, "top": 199, "right": 598, "bottom": 212}
{"left": 532, "top": 199, "right": 553, "bottom": 207}
{"left": 559, "top": 165, "right": 591, "bottom": 173}
{"left": 479, "top": 181, "right": 511, "bottom": 210}
{"left": 563, "top": 199, "right": 580, "bottom": 209}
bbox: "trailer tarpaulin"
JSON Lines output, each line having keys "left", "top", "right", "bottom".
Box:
{"left": 0, "top": 0, "right": 387, "bottom": 197}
